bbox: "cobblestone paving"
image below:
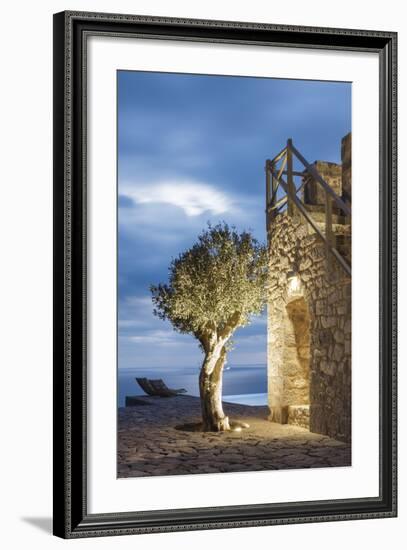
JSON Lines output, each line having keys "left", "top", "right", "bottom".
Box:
{"left": 118, "top": 395, "right": 351, "bottom": 478}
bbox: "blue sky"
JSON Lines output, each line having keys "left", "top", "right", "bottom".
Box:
{"left": 117, "top": 70, "right": 351, "bottom": 387}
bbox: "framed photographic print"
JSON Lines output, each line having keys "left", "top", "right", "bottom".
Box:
{"left": 53, "top": 10, "right": 397, "bottom": 538}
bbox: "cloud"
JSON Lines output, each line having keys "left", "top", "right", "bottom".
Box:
{"left": 121, "top": 180, "right": 234, "bottom": 217}
{"left": 125, "top": 296, "right": 153, "bottom": 308}
{"left": 233, "top": 334, "right": 266, "bottom": 345}
{"left": 127, "top": 330, "right": 178, "bottom": 345}
{"left": 118, "top": 319, "right": 149, "bottom": 329}
{"left": 124, "top": 329, "right": 198, "bottom": 349}
{"left": 119, "top": 295, "right": 190, "bottom": 346}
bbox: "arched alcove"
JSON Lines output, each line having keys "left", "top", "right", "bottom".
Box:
{"left": 268, "top": 292, "right": 311, "bottom": 429}
{"left": 283, "top": 297, "right": 311, "bottom": 426}
{"left": 284, "top": 297, "right": 310, "bottom": 405}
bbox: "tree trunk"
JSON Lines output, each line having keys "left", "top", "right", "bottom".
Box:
{"left": 199, "top": 344, "right": 230, "bottom": 431}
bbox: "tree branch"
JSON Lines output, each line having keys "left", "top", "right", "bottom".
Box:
{"left": 217, "top": 311, "right": 241, "bottom": 340}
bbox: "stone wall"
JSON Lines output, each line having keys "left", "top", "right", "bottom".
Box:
{"left": 267, "top": 213, "right": 351, "bottom": 443}
{"left": 341, "top": 133, "right": 352, "bottom": 207}
{"left": 303, "top": 161, "right": 342, "bottom": 206}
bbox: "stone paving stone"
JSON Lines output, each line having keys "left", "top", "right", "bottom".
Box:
{"left": 117, "top": 395, "right": 351, "bottom": 478}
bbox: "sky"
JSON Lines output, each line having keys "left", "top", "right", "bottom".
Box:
{"left": 117, "top": 70, "right": 351, "bottom": 393}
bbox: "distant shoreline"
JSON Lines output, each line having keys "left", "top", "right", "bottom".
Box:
{"left": 117, "top": 364, "right": 267, "bottom": 371}
{"left": 118, "top": 366, "right": 268, "bottom": 407}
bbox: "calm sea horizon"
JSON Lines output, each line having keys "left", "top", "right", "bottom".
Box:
{"left": 118, "top": 364, "right": 267, "bottom": 407}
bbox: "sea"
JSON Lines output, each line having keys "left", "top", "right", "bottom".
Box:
{"left": 118, "top": 364, "right": 268, "bottom": 407}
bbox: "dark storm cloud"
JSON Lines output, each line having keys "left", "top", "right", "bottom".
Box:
{"left": 117, "top": 70, "right": 351, "bottom": 379}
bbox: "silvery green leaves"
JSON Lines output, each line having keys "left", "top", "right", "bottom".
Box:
{"left": 150, "top": 222, "right": 268, "bottom": 344}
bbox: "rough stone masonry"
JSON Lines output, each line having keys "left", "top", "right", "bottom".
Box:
{"left": 267, "top": 133, "right": 351, "bottom": 443}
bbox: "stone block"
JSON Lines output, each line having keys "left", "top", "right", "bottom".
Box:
{"left": 321, "top": 316, "right": 336, "bottom": 329}
{"left": 320, "top": 360, "right": 335, "bottom": 376}
{"left": 287, "top": 405, "right": 310, "bottom": 429}
{"left": 319, "top": 329, "right": 333, "bottom": 345}
{"left": 334, "top": 330, "right": 345, "bottom": 343}
{"left": 333, "top": 344, "right": 343, "bottom": 361}
{"left": 299, "top": 258, "right": 312, "bottom": 271}
{"left": 337, "top": 304, "right": 347, "bottom": 315}
{"left": 303, "top": 161, "right": 342, "bottom": 206}
{"left": 315, "top": 300, "right": 324, "bottom": 315}
{"left": 328, "top": 290, "right": 339, "bottom": 305}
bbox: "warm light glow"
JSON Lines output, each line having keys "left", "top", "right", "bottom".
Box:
{"left": 287, "top": 273, "right": 301, "bottom": 294}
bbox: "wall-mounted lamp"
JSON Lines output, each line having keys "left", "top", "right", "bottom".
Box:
{"left": 287, "top": 269, "right": 301, "bottom": 294}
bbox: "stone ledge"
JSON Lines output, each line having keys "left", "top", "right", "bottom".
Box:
{"left": 287, "top": 405, "right": 310, "bottom": 429}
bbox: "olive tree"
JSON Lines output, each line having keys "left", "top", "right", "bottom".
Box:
{"left": 150, "top": 223, "right": 268, "bottom": 431}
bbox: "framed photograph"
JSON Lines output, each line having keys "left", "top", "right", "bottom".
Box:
{"left": 53, "top": 10, "right": 397, "bottom": 538}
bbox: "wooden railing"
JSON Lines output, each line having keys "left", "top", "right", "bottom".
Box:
{"left": 266, "top": 139, "right": 351, "bottom": 277}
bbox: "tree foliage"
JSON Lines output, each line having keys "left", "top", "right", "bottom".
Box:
{"left": 150, "top": 223, "right": 268, "bottom": 350}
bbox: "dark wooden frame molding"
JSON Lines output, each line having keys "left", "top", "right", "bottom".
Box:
{"left": 53, "top": 10, "right": 397, "bottom": 538}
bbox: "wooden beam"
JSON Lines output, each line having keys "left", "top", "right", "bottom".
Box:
{"left": 325, "top": 189, "right": 334, "bottom": 278}
{"left": 287, "top": 139, "right": 295, "bottom": 218}
{"left": 266, "top": 160, "right": 271, "bottom": 229}
{"left": 273, "top": 171, "right": 351, "bottom": 276}
{"left": 266, "top": 160, "right": 271, "bottom": 206}
{"left": 290, "top": 142, "right": 351, "bottom": 217}
{"left": 277, "top": 155, "right": 287, "bottom": 182}
{"left": 268, "top": 179, "right": 307, "bottom": 212}
{"left": 269, "top": 145, "right": 287, "bottom": 165}
{"left": 281, "top": 170, "right": 306, "bottom": 177}
{"left": 270, "top": 155, "right": 287, "bottom": 203}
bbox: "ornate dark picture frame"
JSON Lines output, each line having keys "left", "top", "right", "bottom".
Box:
{"left": 53, "top": 10, "right": 397, "bottom": 539}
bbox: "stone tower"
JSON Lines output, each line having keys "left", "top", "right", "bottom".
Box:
{"left": 266, "top": 133, "right": 351, "bottom": 443}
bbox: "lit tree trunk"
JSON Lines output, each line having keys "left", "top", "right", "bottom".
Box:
{"left": 199, "top": 343, "right": 230, "bottom": 431}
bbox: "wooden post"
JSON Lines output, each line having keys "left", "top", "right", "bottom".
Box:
{"left": 325, "top": 189, "right": 334, "bottom": 278}
{"left": 271, "top": 161, "right": 277, "bottom": 210}
{"left": 266, "top": 160, "right": 271, "bottom": 230}
{"left": 287, "top": 139, "right": 295, "bottom": 218}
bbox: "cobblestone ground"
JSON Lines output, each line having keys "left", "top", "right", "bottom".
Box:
{"left": 118, "top": 395, "right": 351, "bottom": 478}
